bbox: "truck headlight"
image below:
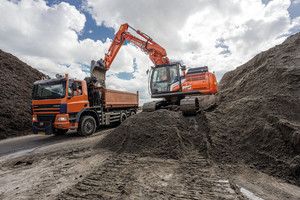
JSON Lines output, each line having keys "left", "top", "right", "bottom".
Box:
{"left": 33, "top": 117, "right": 37, "bottom": 121}
{"left": 57, "top": 117, "right": 68, "bottom": 121}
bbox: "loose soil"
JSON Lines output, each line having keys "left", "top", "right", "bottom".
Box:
{"left": 0, "top": 129, "right": 113, "bottom": 200}
{"left": 207, "top": 32, "right": 300, "bottom": 185}
{"left": 0, "top": 49, "right": 44, "bottom": 139}
{"left": 97, "top": 110, "right": 208, "bottom": 160}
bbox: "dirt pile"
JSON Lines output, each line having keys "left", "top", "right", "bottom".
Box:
{"left": 98, "top": 32, "right": 300, "bottom": 185}
{"left": 206, "top": 32, "right": 300, "bottom": 183}
{"left": 98, "top": 110, "right": 208, "bottom": 159}
{"left": 0, "top": 49, "right": 43, "bottom": 139}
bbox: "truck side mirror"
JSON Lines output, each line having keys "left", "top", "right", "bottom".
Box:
{"left": 146, "top": 69, "right": 149, "bottom": 75}
{"left": 181, "top": 65, "right": 186, "bottom": 71}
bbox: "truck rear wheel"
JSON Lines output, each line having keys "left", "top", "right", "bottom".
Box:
{"left": 120, "top": 112, "right": 127, "bottom": 124}
{"left": 130, "top": 110, "right": 136, "bottom": 116}
{"left": 78, "top": 116, "right": 96, "bottom": 136}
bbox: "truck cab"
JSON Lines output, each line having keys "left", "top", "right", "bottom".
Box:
{"left": 32, "top": 77, "right": 88, "bottom": 135}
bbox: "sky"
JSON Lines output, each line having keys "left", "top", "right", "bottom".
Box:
{"left": 0, "top": 0, "right": 299, "bottom": 104}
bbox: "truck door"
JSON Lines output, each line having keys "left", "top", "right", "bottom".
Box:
{"left": 67, "top": 80, "right": 88, "bottom": 113}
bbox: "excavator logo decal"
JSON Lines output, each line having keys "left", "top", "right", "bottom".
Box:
{"left": 131, "top": 40, "right": 143, "bottom": 48}
{"left": 183, "top": 85, "right": 192, "bottom": 90}
{"left": 170, "top": 81, "right": 180, "bottom": 91}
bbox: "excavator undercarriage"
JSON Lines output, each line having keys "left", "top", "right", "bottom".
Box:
{"left": 142, "top": 94, "right": 216, "bottom": 116}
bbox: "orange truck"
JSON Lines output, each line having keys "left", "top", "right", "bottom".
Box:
{"left": 31, "top": 75, "right": 138, "bottom": 136}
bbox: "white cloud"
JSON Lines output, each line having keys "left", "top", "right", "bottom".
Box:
{"left": 0, "top": 0, "right": 299, "bottom": 105}
{"left": 84, "top": 0, "right": 299, "bottom": 95}
{"left": 293, "top": 0, "right": 300, "bottom": 5}
{"left": 0, "top": 0, "right": 91, "bottom": 79}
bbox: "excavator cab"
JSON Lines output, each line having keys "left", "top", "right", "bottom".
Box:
{"left": 150, "top": 63, "right": 182, "bottom": 95}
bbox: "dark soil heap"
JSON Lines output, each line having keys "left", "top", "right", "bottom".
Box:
{"left": 98, "top": 32, "right": 300, "bottom": 185}
{"left": 98, "top": 110, "right": 208, "bottom": 159}
{"left": 207, "top": 32, "right": 300, "bottom": 182}
{"left": 0, "top": 49, "right": 43, "bottom": 139}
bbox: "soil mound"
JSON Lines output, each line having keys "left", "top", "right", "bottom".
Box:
{"left": 97, "top": 32, "right": 300, "bottom": 185}
{"left": 97, "top": 110, "right": 208, "bottom": 159}
{"left": 206, "top": 32, "right": 300, "bottom": 184}
{"left": 0, "top": 49, "right": 43, "bottom": 139}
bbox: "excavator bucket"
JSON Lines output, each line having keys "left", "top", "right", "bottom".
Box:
{"left": 90, "top": 59, "right": 107, "bottom": 88}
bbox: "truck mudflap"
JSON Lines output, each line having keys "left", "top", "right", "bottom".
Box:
{"left": 32, "top": 121, "right": 53, "bottom": 135}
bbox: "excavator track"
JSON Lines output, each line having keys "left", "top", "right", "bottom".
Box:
{"left": 180, "top": 97, "right": 199, "bottom": 115}
{"left": 142, "top": 101, "right": 160, "bottom": 112}
{"left": 143, "top": 95, "right": 216, "bottom": 115}
{"left": 142, "top": 97, "right": 199, "bottom": 115}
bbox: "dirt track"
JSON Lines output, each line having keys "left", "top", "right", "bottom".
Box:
{"left": 1, "top": 124, "right": 300, "bottom": 200}
{"left": 0, "top": 129, "right": 113, "bottom": 200}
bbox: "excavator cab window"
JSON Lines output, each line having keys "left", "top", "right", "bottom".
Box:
{"left": 150, "top": 64, "right": 180, "bottom": 94}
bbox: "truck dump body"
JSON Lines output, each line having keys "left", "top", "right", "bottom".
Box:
{"left": 102, "top": 89, "right": 138, "bottom": 108}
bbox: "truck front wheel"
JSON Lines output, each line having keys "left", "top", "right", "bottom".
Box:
{"left": 78, "top": 116, "right": 96, "bottom": 136}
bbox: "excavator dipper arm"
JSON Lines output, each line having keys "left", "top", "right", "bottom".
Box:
{"left": 104, "top": 23, "right": 169, "bottom": 69}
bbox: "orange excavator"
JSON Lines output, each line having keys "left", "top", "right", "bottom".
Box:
{"left": 91, "top": 23, "right": 218, "bottom": 115}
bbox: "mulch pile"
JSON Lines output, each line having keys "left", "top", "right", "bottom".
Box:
{"left": 207, "top": 32, "right": 300, "bottom": 182}
{"left": 98, "top": 110, "right": 208, "bottom": 159}
{"left": 0, "top": 49, "right": 43, "bottom": 139}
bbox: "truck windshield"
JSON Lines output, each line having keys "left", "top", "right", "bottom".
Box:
{"left": 32, "top": 80, "right": 66, "bottom": 100}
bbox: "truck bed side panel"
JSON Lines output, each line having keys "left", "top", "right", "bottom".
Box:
{"left": 104, "top": 89, "right": 138, "bottom": 108}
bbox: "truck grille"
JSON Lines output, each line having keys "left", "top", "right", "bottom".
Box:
{"left": 37, "top": 114, "right": 56, "bottom": 122}
{"left": 32, "top": 104, "right": 66, "bottom": 114}
{"left": 33, "top": 104, "right": 61, "bottom": 109}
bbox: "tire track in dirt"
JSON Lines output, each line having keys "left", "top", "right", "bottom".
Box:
{"left": 58, "top": 152, "right": 242, "bottom": 199}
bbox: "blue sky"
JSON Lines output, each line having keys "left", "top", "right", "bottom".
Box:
{"left": 45, "top": 0, "right": 300, "bottom": 43}
{"left": 46, "top": 0, "right": 115, "bottom": 42}
{"left": 45, "top": 0, "right": 300, "bottom": 82}
{"left": 0, "top": 0, "right": 299, "bottom": 104}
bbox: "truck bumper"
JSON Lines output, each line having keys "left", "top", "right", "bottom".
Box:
{"left": 33, "top": 121, "right": 53, "bottom": 135}
{"left": 53, "top": 121, "right": 70, "bottom": 129}
{"left": 33, "top": 121, "right": 77, "bottom": 135}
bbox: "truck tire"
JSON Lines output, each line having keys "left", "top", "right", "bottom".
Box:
{"left": 78, "top": 116, "right": 96, "bottom": 136}
{"left": 53, "top": 128, "right": 68, "bottom": 135}
{"left": 120, "top": 112, "right": 127, "bottom": 124}
{"left": 130, "top": 110, "right": 136, "bottom": 116}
